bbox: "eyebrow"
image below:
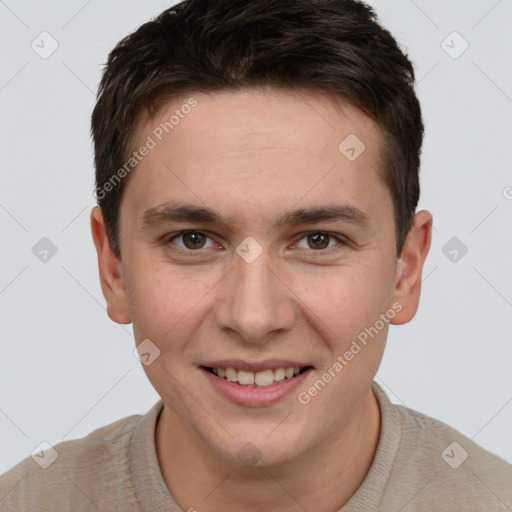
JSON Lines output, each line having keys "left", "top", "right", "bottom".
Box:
{"left": 142, "top": 202, "right": 369, "bottom": 229}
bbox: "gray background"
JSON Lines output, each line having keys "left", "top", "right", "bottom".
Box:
{"left": 1, "top": 0, "right": 511, "bottom": 474}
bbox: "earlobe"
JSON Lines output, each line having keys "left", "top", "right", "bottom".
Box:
{"left": 90, "top": 207, "right": 132, "bottom": 324}
{"left": 390, "top": 210, "right": 433, "bottom": 325}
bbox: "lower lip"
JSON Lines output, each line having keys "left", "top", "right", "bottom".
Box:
{"left": 200, "top": 367, "right": 313, "bottom": 407}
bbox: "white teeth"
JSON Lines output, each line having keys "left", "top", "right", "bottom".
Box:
{"left": 274, "top": 368, "right": 285, "bottom": 381}
{"left": 225, "top": 367, "right": 237, "bottom": 382}
{"left": 210, "top": 366, "right": 306, "bottom": 387}
{"left": 238, "top": 370, "right": 255, "bottom": 385}
{"left": 255, "top": 369, "right": 274, "bottom": 386}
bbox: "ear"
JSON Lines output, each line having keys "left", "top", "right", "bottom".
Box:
{"left": 90, "top": 207, "right": 132, "bottom": 324}
{"left": 390, "top": 210, "right": 433, "bottom": 325}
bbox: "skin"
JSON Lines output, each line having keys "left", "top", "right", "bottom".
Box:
{"left": 91, "top": 88, "right": 432, "bottom": 511}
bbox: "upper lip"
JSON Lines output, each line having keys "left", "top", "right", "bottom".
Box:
{"left": 200, "top": 359, "right": 313, "bottom": 372}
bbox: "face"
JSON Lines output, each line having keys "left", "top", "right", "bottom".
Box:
{"left": 92, "top": 88, "right": 431, "bottom": 467}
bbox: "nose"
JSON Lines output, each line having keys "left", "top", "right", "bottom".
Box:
{"left": 214, "top": 249, "right": 296, "bottom": 345}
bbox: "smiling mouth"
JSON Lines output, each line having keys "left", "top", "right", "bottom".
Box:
{"left": 202, "top": 366, "right": 313, "bottom": 387}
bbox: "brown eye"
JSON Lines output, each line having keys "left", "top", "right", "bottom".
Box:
{"left": 181, "top": 231, "right": 207, "bottom": 249}
{"left": 307, "top": 233, "right": 330, "bottom": 249}
{"left": 294, "top": 232, "right": 345, "bottom": 252}
{"left": 167, "top": 231, "right": 214, "bottom": 251}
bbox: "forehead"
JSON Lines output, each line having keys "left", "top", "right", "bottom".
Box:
{"left": 136, "top": 88, "right": 382, "bottom": 161}
{"left": 123, "top": 88, "right": 391, "bottom": 229}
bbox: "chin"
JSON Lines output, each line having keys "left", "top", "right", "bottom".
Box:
{"left": 215, "top": 428, "right": 309, "bottom": 469}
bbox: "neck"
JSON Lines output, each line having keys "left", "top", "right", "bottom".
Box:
{"left": 155, "top": 388, "right": 380, "bottom": 512}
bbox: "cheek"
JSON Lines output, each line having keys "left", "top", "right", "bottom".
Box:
{"left": 125, "top": 259, "right": 219, "bottom": 346}
{"left": 290, "top": 262, "right": 394, "bottom": 338}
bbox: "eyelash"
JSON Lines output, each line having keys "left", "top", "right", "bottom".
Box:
{"left": 163, "top": 230, "right": 348, "bottom": 256}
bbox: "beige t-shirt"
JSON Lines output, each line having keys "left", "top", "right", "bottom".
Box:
{"left": 1, "top": 382, "right": 511, "bottom": 511}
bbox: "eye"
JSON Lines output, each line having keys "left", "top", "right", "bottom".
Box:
{"left": 167, "top": 231, "right": 216, "bottom": 251}
{"left": 164, "top": 230, "right": 346, "bottom": 255}
{"left": 294, "top": 232, "right": 345, "bottom": 251}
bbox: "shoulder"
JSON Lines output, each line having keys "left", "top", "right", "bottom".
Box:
{"left": 384, "top": 396, "right": 512, "bottom": 511}
{"left": 0, "top": 407, "right": 155, "bottom": 511}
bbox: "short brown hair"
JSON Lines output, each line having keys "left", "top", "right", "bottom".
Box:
{"left": 92, "top": 0, "right": 423, "bottom": 258}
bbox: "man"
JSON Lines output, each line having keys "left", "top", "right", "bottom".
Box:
{"left": 1, "top": 0, "right": 510, "bottom": 510}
